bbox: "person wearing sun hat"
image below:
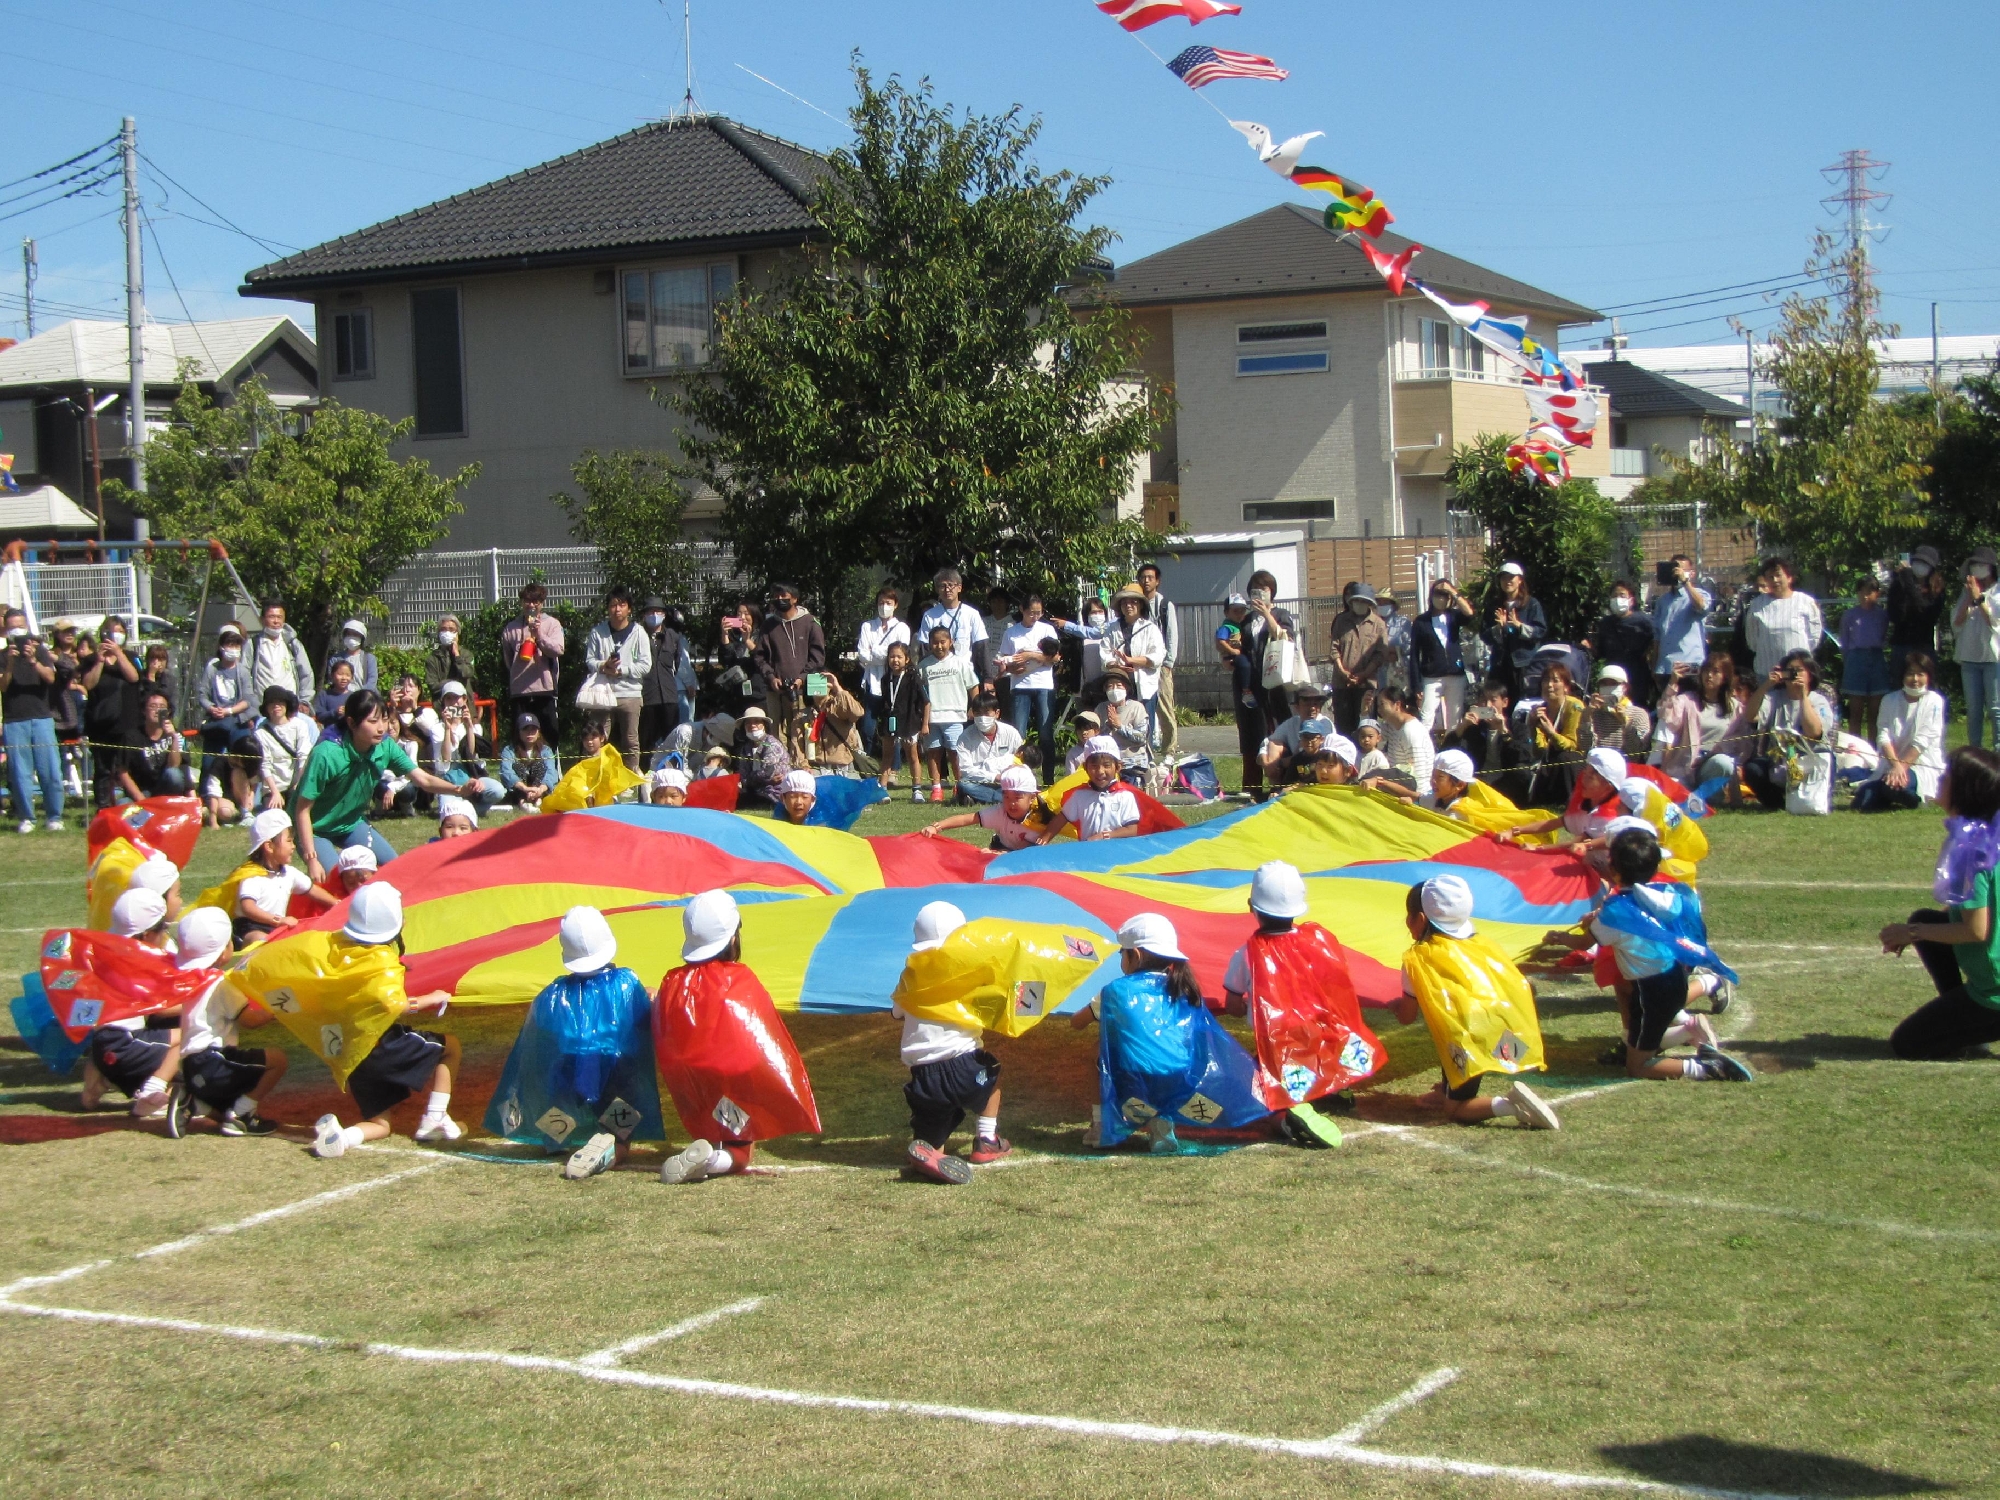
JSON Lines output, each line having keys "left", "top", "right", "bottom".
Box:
{"left": 486, "top": 905, "right": 666, "bottom": 1179}
{"left": 1041, "top": 735, "right": 1141, "bottom": 842}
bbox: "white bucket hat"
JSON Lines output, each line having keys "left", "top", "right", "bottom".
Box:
{"left": 1116, "top": 911, "right": 1186, "bottom": 961}
{"left": 109, "top": 887, "right": 168, "bottom": 938}
{"left": 911, "top": 900, "right": 966, "bottom": 953}
{"left": 340, "top": 618, "right": 368, "bottom": 640}
{"left": 1617, "top": 776, "right": 1655, "bottom": 815}
{"left": 1082, "top": 734, "right": 1122, "bottom": 762}
{"left": 248, "top": 808, "right": 293, "bottom": 854}
{"left": 1324, "top": 734, "right": 1358, "bottom": 769}
{"left": 650, "top": 766, "right": 691, "bottom": 793}
{"left": 335, "top": 844, "right": 378, "bottom": 876}
{"left": 682, "top": 889, "right": 741, "bottom": 962}
{"left": 1585, "top": 747, "right": 1628, "bottom": 786}
{"left": 559, "top": 905, "right": 618, "bottom": 973}
{"left": 1249, "top": 860, "right": 1309, "bottom": 920}
{"left": 129, "top": 855, "right": 182, "bottom": 895}
{"left": 437, "top": 794, "right": 479, "bottom": 828}
{"left": 175, "top": 907, "right": 233, "bottom": 970}
{"left": 1420, "top": 874, "right": 1476, "bottom": 939}
{"left": 1433, "top": 749, "right": 1477, "bottom": 784}
{"left": 344, "top": 881, "right": 405, "bottom": 944}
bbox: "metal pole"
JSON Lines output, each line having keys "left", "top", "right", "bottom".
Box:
{"left": 1744, "top": 333, "right": 1755, "bottom": 437}
{"left": 121, "top": 118, "right": 146, "bottom": 504}
{"left": 21, "top": 239, "right": 35, "bottom": 338}
{"left": 1931, "top": 302, "right": 1942, "bottom": 422}
{"left": 82, "top": 386, "right": 104, "bottom": 532}
{"left": 488, "top": 547, "right": 501, "bottom": 604}
{"left": 1694, "top": 498, "right": 1704, "bottom": 576}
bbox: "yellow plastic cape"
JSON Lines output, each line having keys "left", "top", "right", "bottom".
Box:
{"left": 85, "top": 838, "right": 151, "bottom": 931}
{"left": 1629, "top": 783, "right": 1709, "bottom": 885}
{"left": 890, "top": 918, "right": 1106, "bottom": 1038}
{"left": 1443, "top": 778, "right": 1545, "bottom": 837}
{"left": 232, "top": 932, "right": 410, "bottom": 1089}
{"left": 192, "top": 860, "right": 269, "bottom": 919}
{"left": 1401, "top": 931, "right": 1546, "bottom": 1090}
{"left": 1023, "top": 768, "right": 1091, "bottom": 841}
{"left": 541, "top": 743, "right": 643, "bottom": 813}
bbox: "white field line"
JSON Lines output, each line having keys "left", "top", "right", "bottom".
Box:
{"left": 0, "top": 1298, "right": 1818, "bottom": 1500}
{"left": 578, "top": 1298, "right": 766, "bottom": 1367}
{"left": 1329, "top": 1366, "right": 1461, "bottom": 1443}
{"left": 1702, "top": 880, "right": 1921, "bottom": 890}
{"left": 1724, "top": 942, "right": 1882, "bottom": 952}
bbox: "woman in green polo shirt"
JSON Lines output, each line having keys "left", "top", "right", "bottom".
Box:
{"left": 1882, "top": 744, "right": 2000, "bottom": 1059}
{"left": 294, "top": 688, "right": 460, "bottom": 887}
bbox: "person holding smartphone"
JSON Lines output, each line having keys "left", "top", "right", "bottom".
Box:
{"left": 1649, "top": 555, "right": 1712, "bottom": 696}
{"left": 3, "top": 607, "right": 64, "bottom": 832}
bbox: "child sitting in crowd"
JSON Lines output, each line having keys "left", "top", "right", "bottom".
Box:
{"left": 80, "top": 889, "right": 183, "bottom": 1118}
{"left": 312, "top": 658, "right": 355, "bottom": 730}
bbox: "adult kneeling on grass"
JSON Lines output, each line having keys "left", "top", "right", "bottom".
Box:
{"left": 292, "top": 688, "right": 460, "bottom": 887}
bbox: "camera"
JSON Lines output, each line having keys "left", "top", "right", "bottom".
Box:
{"left": 1655, "top": 560, "right": 1678, "bottom": 586}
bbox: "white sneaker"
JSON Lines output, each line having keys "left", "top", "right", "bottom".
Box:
{"left": 1505, "top": 1082, "right": 1562, "bottom": 1131}
{"left": 44, "top": 820, "right": 64, "bottom": 833}
{"left": 660, "top": 1137, "right": 713, "bottom": 1185}
{"left": 312, "top": 1113, "right": 347, "bottom": 1158}
{"left": 564, "top": 1131, "right": 618, "bottom": 1180}
{"left": 16, "top": 821, "right": 32, "bottom": 835}
{"left": 413, "top": 1115, "right": 463, "bottom": 1143}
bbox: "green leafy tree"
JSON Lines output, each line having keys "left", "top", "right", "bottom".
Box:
{"left": 1447, "top": 433, "right": 1618, "bottom": 644}
{"left": 552, "top": 449, "right": 701, "bottom": 606}
{"left": 106, "top": 368, "right": 476, "bottom": 661}
{"left": 1637, "top": 234, "right": 1933, "bottom": 584}
{"left": 674, "top": 67, "right": 1168, "bottom": 606}
{"left": 1901, "top": 359, "right": 2000, "bottom": 564}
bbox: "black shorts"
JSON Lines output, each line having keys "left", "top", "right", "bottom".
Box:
{"left": 1445, "top": 1073, "right": 1484, "bottom": 1102}
{"left": 904, "top": 1048, "right": 1001, "bottom": 1148}
{"left": 87, "top": 1025, "right": 173, "bottom": 1097}
{"left": 347, "top": 1023, "right": 446, "bottom": 1120}
{"left": 1626, "top": 965, "right": 1689, "bottom": 1053}
{"left": 182, "top": 1046, "right": 268, "bottom": 1110}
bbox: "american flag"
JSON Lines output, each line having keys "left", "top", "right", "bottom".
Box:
{"left": 1095, "top": 0, "right": 1242, "bottom": 30}
{"left": 1166, "top": 45, "right": 1288, "bottom": 88}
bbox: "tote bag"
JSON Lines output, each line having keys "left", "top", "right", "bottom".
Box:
{"left": 1261, "top": 634, "right": 1312, "bottom": 691}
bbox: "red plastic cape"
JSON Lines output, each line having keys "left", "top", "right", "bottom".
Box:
{"left": 86, "top": 797, "right": 201, "bottom": 868}
{"left": 1241, "top": 923, "right": 1386, "bottom": 1109}
{"left": 652, "top": 959, "right": 821, "bottom": 1142}
{"left": 1126, "top": 782, "right": 1186, "bottom": 836}
{"left": 684, "top": 774, "right": 740, "bottom": 812}
{"left": 39, "top": 928, "right": 215, "bottom": 1041}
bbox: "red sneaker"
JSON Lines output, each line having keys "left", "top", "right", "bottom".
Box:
{"left": 968, "top": 1135, "right": 1012, "bottom": 1164}
{"left": 929, "top": 785, "right": 946, "bottom": 803}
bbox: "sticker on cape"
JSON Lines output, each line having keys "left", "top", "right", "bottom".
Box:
{"left": 1281, "top": 1063, "right": 1315, "bottom": 1102}
{"left": 537, "top": 1106, "right": 577, "bottom": 1143}
{"left": 600, "top": 1097, "right": 642, "bottom": 1139}
{"left": 499, "top": 1095, "right": 523, "bottom": 1136}
{"left": 1120, "top": 1096, "right": 1159, "bottom": 1125}
{"left": 1181, "top": 1092, "right": 1225, "bottom": 1125}
{"left": 319, "top": 1024, "right": 344, "bottom": 1059}
{"left": 266, "top": 986, "right": 300, "bottom": 1015}
{"left": 711, "top": 1096, "right": 751, "bottom": 1137}
{"left": 66, "top": 997, "right": 103, "bottom": 1029}
{"left": 50, "top": 968, "right": 83, "bottom": 991}
{"left": 1449, "top": 1044, "right": 1471, "bottom": 1074}
{"left": 1340, "top": 1035, "right": 1375, "bottom": 1077}
{"left": 1491, "top": 1030, "right": 1528, "bottom": 1067}
{"left": 42, "top": 933, "right": 71, "bottom": 961}
{"left": 1063, "top": 935, "right": 1098, "bottom": 961}
{"left": 1013, "top": 980, "right": 1045, "bottom": 1018}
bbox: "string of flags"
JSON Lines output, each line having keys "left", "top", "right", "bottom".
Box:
{"left": 1088, "top": 0, "right": 1598, "bottom": 480}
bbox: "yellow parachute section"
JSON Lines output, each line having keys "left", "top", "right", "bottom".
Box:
{"left": 1628, "top": 782, "right": 1709, "bottom": 885}
{"left": 1401, "top": 931, "right": 1546, "bottom": 1091}
{"left": 232, "top": 932, "right": 410, "bottom": 1089}
{"left": 541, "top": 743, "right": 643, "bottom": 813}
{"left": 1444, "top": 779, "right": 1546, "bottom": 836}
{"left": 891, "top": 918, "right": 1107, "bottom": 1038}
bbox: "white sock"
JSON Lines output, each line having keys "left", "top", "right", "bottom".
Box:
{"left": 232, "top": 1095, "right": 258, "bottom": 1117}
{"left": 705, "top": 1147, "right": 735, "bottom": 1176}
{"left": 1681, "top": 1058, "right": 1705, "bottom": 1080}
{"left": 339, "top": 1125, "right": 367, "bottom": 1146}
{"left": 1660, "top": 1023, "right": 1697, "bottom": 1049}
{"left": 1490, "top": 1096, "right": 1516, "bottom": 1117}
{"left": 976, "top": 1115, "right": 998, "bottom": 1139}
{"left": 135, "top": 1077, "right": 166, "bottom": 1098}
{"left": 1693, "top": 971, "right": 1719, "bottom": 996}
{"left": 420, "top": 1091, "right": 451, "bottom": 1122}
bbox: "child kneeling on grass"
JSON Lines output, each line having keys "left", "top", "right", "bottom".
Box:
{"left": 892, "top": 901, "right": 1007, "bottom": 1183}
{"left": 172, "top": 907, "right": 288, "bottom": 1138}
{"left": 1396, "top": 875, "right": 1561, "bottom": 1128}
{"left": 79, "top": 888, "right": 182, "bottom": 1117}
{"left": 919, "top": 764, "right": 1045, "bottom": 849}
{"left": 1591, "top": 830, "right": 1753, "bottom": 1083}
{"left": 305, "top": 883, "right": 462, "bottom": 1157}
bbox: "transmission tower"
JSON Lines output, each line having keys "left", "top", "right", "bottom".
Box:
{"left": 1820, "top": 149, "right": 1891, "bottom": 288}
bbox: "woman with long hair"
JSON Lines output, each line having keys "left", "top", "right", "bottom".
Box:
{"left": 1479, "top": 561, "right": 1547, "bottom": 698}
{"left": 1524, "top": 661, "right": 1591, "bottom": 808}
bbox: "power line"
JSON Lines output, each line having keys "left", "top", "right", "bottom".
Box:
{"left": 0, "top": 134, "right": 118, "bottom": 196}
{"left": 1595, "top": 270, "right": 1831, "bottom": 313}
{"left": 0, "top": 148, "right": 118, "bottom": 213}
{"left": 0, "top": 168, "right": 121, "bottom": 228}
{"left": 138, "top": 153, "right": 290, "bottom": 257}
{"left": 141, "top": 203, "right": 218, "bottom": 375}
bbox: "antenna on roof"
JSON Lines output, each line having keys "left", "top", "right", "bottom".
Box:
{"left": 665, "top": 0, "right": 702, "bottom": 125}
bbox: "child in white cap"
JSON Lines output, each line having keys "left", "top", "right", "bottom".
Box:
{"left": 486, "top": 905, "right": 665, "bottom": 1179}
{"left": 654, "top": 890, "right": 821, "bottom": 1184}
{"left": 1304, "top": 734, "right": 1359, "bottom": 786}
{"left": 1499, "top": 747, "right": 1628, "bottom": 852}
{"left": 433, "top": 795, "right": 479, "bottom": 840}
{"left": 234, "top": 807, "right": 334, "bottom": 945}
{"left": 889, "top": 900, "right": 1003, "bottom": 1183}
{"left": 77, "top": 897, "right": 184, "bottom": 1117}
{"left": 126, "top": 855, "right": 186, "bottom": 926}
{"left": 918, "top": 764, "right": 1044, "bottom": 850}
{"left": 1042, "top": 736, "right": 1140, "bottom": 842}
{"left": 108, "top": 886, "right": 174, "bottom": 947}
{"left": 1395, "top": 874, "right": 1561, "bottom": 1128}
{"left": 172, "top": 906, "right": 289, "bottom": 1138}
{"left": 648, "top": 766, "right": 690, "bottom": 807}
{"left": 333, "top": 843, "right": 378, "bottom": 893}
{"left": 775, "top": 768, "right": 817, "bottom": 825}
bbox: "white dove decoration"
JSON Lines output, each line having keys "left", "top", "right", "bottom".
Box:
{"left": 1230, "top": 120, "right": 1325, "bottom": 178}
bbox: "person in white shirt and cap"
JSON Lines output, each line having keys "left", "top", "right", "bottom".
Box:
{"left": 1042, "top": 735, "right": 1142, "bottom": 842}
{"left": 919, "top": 763, "right": 1044, "bottom": 849}
{"left": 775, "top": 768, "right": 818, "bottom": 825}
{"left": 125, "top": 854, "right": 186, "bottom": 925}
{"left": 648, "top": 765, "right": 690, "bottom": 807}
{"left": 235, "top": 806, "right": 335, "bottom": 945}
{"left": 1428, "top": 748, "right": 1480, "bottom": 815}
{"left": 81, "top": 887, "right": 184, "bottom": 1117}
{"left": 889, "top": 900, "right": 1005, "bottom": 1183}
{"left": 1498, "top": 747, "right": 1631, "bottom": 851}
{"left": 172, "top": 906, "right": 289, "bottom": 1138}
{"left": 108, "top": 885, "right": 173, "bottom": 944}
{"left": 1587, "top": 663, "right": 1653, "bottom": 759}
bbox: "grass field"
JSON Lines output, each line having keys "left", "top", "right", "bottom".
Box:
{"left": 2, "top": 783, "right": 1996, "bottom": 1499}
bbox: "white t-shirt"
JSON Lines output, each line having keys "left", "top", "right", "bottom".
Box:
{"left": 997, "top": 621, "right": 1061, "bottom": 691}
{"left": 257, "top": 716, "right": 319, "bottom": 791}
{"left": 1356, "top": 748, "right": 1390, "bottom": 777}
{"left": 976, "top": 802, "right": 1037, "bottom": 850}
{"left": 920, "top": 653, "right": 980, "bottom": 724}
{"left": 180, "top": 973, "right": 252, "bottom": 1054}
{"left": 239, "top": 865, "right": 313, "bottom": 921}
{"left": 856, "top": 616, "right": 911, "bottom": 697}
{"left": 1062, "top": 785, "right": 1140, "bottom": 838}
{"left": 889, "top": 1002, "right": 980, "bottom": 1068}
{"left": 1223, "top": 945, "right": 1253, "bottom": 997}
{"left": 1875, "top": 688, "right": 1946, "bottom": 799}
{"left": 1385, "top": 715, "right": 1435, "bottom": 794}
{"left": 1744, "top": 591, "right": 1824, "bottom": 679}
{"left": 955, "top": 720, "right": 1024, "bottom": 783}
{"left": 918, "top": 603, "right": 987, "bottom": 664}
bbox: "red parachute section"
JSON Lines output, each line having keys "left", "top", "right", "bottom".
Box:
{"left": 87, "top": 797, "right": 202, "bottom": 868}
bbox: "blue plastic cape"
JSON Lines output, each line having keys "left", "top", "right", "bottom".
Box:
{"left": 483, "top": 965, "right": 665, "bottom": 1147}
{"left": 10, "top": 974, "right": 85, "bottom": 1075}
{"left": 802, "top": 774, "right": 887, "bottom": 831}
{"left": 1594, "top": 881, "right": 1739, "bottom": 984}
{"left": 1094, "top": 971, "right": 1268, "bottom": 1146}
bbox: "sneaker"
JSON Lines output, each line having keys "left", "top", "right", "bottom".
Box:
{"left": 16, "top": 821, "right": 32, "bottom": 835}
{"left": 660, "top": 1137, "right": 714, "bottom": 1185}
{"left": 904, "top": 1139, "right": 972, "bottom": 1184}
{"left": 44, "top": 820, "right": 64, "bottom": 833}
{"left": 1697, "top": 1044, "right": 1754, "bottom": 1082}
{"left": 312, "top": 1113, "right": 347, "bottom": 1158}
{"left": 130, "top": 1089, "right": 169, "bottom": 1120}
{"left": 1147, "top": 1116, "right": 1179, "bottom": 1154}
{"left": 1504, "top": 1082, "right": 1562, "bottom": 1131}
{"left": 221, "top": 1112, "right": 278, "bottom": 1137}
{"left": 1709, "top": 977, "right": 1734, "bottom": 1015}
{"left": 564, "top": 1132, "right": 618, "bottom": 1180}
{"left": 163, "top": 1080, "right": 192, "bottom": 1140}
{"left": 911, "top": 785, "right": 924, "bottom": 804}
{"left": 413, "top": 1115, "right": 463, "bottom": 1142}
{"left": 968, "top": 1135, "right": 1012, "bottom": 1164}
{"left": 929, "top": 785, "right": 946, "bottom": 804}
{"left": 1285, "top": 1104, "right": 1343, "bottom": 1148}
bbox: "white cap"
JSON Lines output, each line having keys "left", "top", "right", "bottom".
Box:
{"left": 650, "top": 766, "right": 690, "bottom": 793}
{"left": 1324, "top": 734, "right": 1358, "bottom": 768}
{"left": 1116, "top": 911, "right": 1186, "bottom": 961}
{"left": 1603, "top": 815, "right": 1657, "bottom": 843}
{"left": 1594, "top": 663, "right": 1629, "bottom": 686}
{"left": 439, "top": 679, "right": 467, "bottom": 699}
{"left": 128, "top": 856, "right": 181, "bottom": 895}
{"left": 1498, "top": 561, "right": 1525, "bottom": 576}
{"left": 341, "top": 618, "right": 368, "bottom": 639}
{"left": 559, "top": 905, "right": 618, "bottom": 973}
{"left": 1585, "top": 747, "right": 1628, "bottom": 785}
{"left": 781, "top": 769, "right": 816, "bottom": 797}
{"left": 1299, "top": 716, "right": 1334, "bottom": 736}
{"left": 344, "top": 881, "right": 405, "bottom": 944}
{"left": 911, "top": 900, "right": 967, "bottom": 952}
{"left": 1434, "top": 749, "right": 1476, "bottom": 784}
{"left": 997, "top": 765, "right": 1037, "bottom": 794}
{"left": 682, "top": 889, "right": 741, "bottom": 962}
{"left": 248, "top": 808, "right": 293, "bottom": 853}
{"left": 437, "top": 794, "right": 479, "bottom": 828}
{"left": 1249, "top": 860, "right": 1308, "bottom": 919}
{"left": 1420, "top": 874, "right": 1477, "bottom": 939}
{"left": 1082, "top": 734, "right": 1121, "bottom": 762}
{"left": 335, "top": 844, "right": 378, "bottom": 875}
{"left": 1617, "top": 776, "right": 1655, "bottom": 814}
{"left": 175, "top": 907, "right": 232, "bottom": 970}
{"left": 109, "top": 887, "right": 168, "bottom": 937}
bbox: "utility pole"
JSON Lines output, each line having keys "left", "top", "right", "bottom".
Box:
{"left": 1931, "top": 302, "right": 1942, "bottom": 422}
{"left": 121, "top": 116, "right": 146, "bottom": 499}
{"left": 1744, "top": 332, "right": 1756, "bottom": 435}
{"left": 21, "top": 239, "right": 35, "bottom": 338}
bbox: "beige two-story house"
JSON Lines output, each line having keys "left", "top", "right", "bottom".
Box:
{"left": 1104, "top": 203, "right": 1605, "bottom": 540}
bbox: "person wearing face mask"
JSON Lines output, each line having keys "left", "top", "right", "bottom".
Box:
{"left": 1854, "top": 651, "right": 1946, "bottom": 812}
{"left": 1058, "top": 597, "right": 1113, "bottom": 695}
{"left": 637, "top": 595, "right": 685, "bottom": 762}
{"left": 195, "top": 623, "right": 257, "bottom": 826}
{"left": 1586, "top": 665, "right": 1652, "bottom": 758}
{"left": 856, "top": 586, "right": 910, "bottom": 761}
{"left": 323, "top": 618, "right": 379, "bottom": 694}
{"left": 1373, "top": 586, "right": 1412, "bottom": 701}
{"left": 424, "top": 614, "right": 473, "bottom": 701}
{"left": 1953, "top": 548, "right": 2000, "bottom": 750}
{"left": 1582, "top": 581, "right": 1658, "bottom": 712}
{"left": 1886, "top": 545, "right": 1948, "bottom": 687}
{"left": 1411, "top": 579, "right": 1474, "bottom": 737}
{"left": 1098, "top": 667, "right": 1152, "bottom": 778}
{"left": 250, "top": 599, "right": 315, "bottom": 703}
{"left": 952, "top": 691, "right": 1024, "bottom": 803}
{"left": 78, "top": 619, "right": 141, "bottom": 809}
{"left": 1328, "top": 582, "right": 1390, "bottom": 736}
{"left": 1104, "top": 585, "right": 1165, "bottom": 734}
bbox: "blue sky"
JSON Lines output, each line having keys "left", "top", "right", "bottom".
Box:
{"left": 5, "top": 0, "right": 1997, "bottom": 351}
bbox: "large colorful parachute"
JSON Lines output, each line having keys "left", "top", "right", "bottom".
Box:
{"left": 248, "top": 787, "right": 1598, "bottom": 1016}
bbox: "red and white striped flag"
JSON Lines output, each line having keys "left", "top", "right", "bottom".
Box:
{"left": 1166, "top": 45, "right": 1288, "bottom": 88}
{"left": 1096, "top": 0, "right": 1242, "bottom": 30}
